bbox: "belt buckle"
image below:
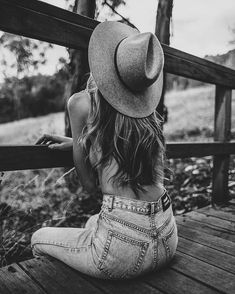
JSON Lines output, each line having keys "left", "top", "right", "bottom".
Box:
{"left": 108, "top": 196, "right": 114, "bottom": 212}
{"left": 161, "top": 193, "right": 171, "bottom": 211}
{"left": 150, "top": 203, "right": 155, "bottom": 214}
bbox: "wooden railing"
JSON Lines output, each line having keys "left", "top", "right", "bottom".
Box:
{"left": 0, "top": 0, "right": 235, "bottom": 205}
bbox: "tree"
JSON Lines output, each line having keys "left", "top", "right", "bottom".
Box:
{"left": 0, "top": 33, "right": 52, "bottom": 119}
{"left": 155, "top": 0, "right": 174, "bottom": 124}
{"left": 64, "top": 0, "right": 96, "bottom": 139}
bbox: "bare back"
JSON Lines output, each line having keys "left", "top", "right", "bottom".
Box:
{"left": 89, "top": 139, "right": 165, "bottom": 202}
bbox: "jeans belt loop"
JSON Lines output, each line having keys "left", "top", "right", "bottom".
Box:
{"left": 150, "top": 203, "right": 155, "bottom": 215}
{"left": 108, "top": 196, "right": 114, "bottom": 212}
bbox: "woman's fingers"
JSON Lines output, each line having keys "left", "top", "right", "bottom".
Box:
{"left": 48, "top": 143, "right": 63, "bottom": 150}
{"left": 35, "top": 134, "right": 52, "bottom": 145}
{"left": 35, "top": 134, "right": 71, "bottom": 145}
{"left": 48, "top": 142, "right": 72, "bottom": 151}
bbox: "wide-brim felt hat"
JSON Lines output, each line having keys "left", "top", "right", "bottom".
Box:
{"left": 88, "top": 21, "right": 164, "bottom": 118}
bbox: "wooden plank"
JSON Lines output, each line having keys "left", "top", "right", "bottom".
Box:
{"left": 142, "top": 267, "right": 222, "bottom": 294}
{"left": 6, "top": 0, "right": 98, "bottom": 30}
{"left": 18, "top": 256, "right": 103, "bottom": 294}
{"left": 164, "top": 48, "right": 235, "bottom": 88}
{"left": 82, "top": 274, "right": 163, "bottom": 294}
{"left": 0, "top": 263, "right": 45, "bottom": 294}
{"left": 0, "top": 1, "right": 235, "bottom": 88}
{"left": 212, "top": 86, "right": 232, "bottom": 204}
{"left": 177, "top": 222, "right": 235, "bottom": 256}
{"left": 171, "top": 252, "right": 235, "bottom": 294}
{"left": 177, "top": 236, "right": 235, "bottom": 274}
{"left": 0, "top": 0, "right": 94, "bottom": 50}
{"left": 176, "top": 216, "right": 235, "bottom": 242}
{"left": 0, "top": 145, "right": 73, "bottom": 171}
{"left": 20, "top": 257, "right": 162, "bottom": 294}
{"left": 197, "top": 205, "right": 235, "bottom": 222}
{"left": 185, "top": 210, "right": 235, "bottom": 232}
{"left": 166, "top": 141, "right": 235, "bottom": 158}
{"left": 2, "top": 142, "right": 235, "bottom": 171}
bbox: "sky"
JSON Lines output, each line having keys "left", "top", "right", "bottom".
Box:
{"left": 1, "top": 0, "right": 235, "bottom": 79}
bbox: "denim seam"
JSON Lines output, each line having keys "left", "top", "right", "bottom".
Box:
{"left": 149, "top": 214, "right": 158, "bottom": 266}
{"left": 101, "top": 211, "right": 171, "bottom": 238}
{"left": 162, "top": 223, "right": 176, "bottom": 260}
{"left": 98, "top": 229, "right": 149, "bottom": 279}
{"left": 32, "top": 240, "right": 90, "bottom": 251}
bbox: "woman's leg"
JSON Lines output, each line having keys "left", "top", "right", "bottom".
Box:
{"left": 31, "top": 221, "right": 99, "bottom": 276}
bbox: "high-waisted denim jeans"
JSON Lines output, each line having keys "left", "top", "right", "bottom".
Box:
{"left": 31, "top": 190, "right": 178, "bottom": 280}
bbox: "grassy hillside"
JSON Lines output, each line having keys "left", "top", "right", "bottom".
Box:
{"left": 0, "top": 112, "right": 65, "bottom": 144}
{"left": 1, "top": 86, "right": 234, "bottom": 145}
{"left": 164, "top": 86, "right": 235, "bottom": 141}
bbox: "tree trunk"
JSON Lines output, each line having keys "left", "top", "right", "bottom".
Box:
{"left": 155, "top": 0, "right": 173, "bottom": 123}
{"left": 64, "top": 0, "right": 96, "bottom": 137}
{"left": 64, "top": 0, "right": 96, "bottom": 192}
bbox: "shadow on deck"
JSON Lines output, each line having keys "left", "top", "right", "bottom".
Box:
{"left": 0, "top": 200, "right": 234, "bottom": 294}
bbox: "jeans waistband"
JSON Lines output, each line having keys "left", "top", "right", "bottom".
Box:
{"left": 102, "top": 189, "right": 171, "bottom": 215}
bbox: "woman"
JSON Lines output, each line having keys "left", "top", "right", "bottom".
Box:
{"left": 31, "top": 21, "right": 178, "bottom": 280}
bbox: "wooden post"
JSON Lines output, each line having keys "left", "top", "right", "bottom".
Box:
{"left": 212, "top": 86, "right": 232, "bottom": 205}
{"left": 155, "top": 0, "right": 173, "bottom": 122}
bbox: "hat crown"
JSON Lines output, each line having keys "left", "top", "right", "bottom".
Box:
{"left": 116, "top": 32, "right": 164, "bottom": 92}
{"left": 88, "top": 21, "right": 164, "bottom": 118}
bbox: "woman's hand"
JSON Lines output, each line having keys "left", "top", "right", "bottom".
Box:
{"left": 35, "top": 134, "right": 73, "bottom": 151}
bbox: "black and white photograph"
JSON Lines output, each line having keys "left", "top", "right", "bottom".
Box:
{"left": 0, "top": 0, "right": 234, "bottom": 293}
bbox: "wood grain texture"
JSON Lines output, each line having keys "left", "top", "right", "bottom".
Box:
{"left": 212, "top": 86, "right": 232, "bottom": 204}
{"left": 171, "top": 252, "right": 235, "bottom": 294}
{"left": 0, "top": 145, "right": 73, "bottom": 171}
{"left": 19, "top": 257, "right": 103, "bottom": 294}
{"left": 0, "top": 0, "right": 94, "bottom": 50}
{"left": 176, "top": 216, "right": 235, "bottom": 242}
{"left": 177, "top": 236, "right": 235, "bottom": 274}
{"left": 166, "top": 141, "right": 235, "bottom": 158}
{"left": 0, "top": 263, "right": 45, "bottom": 294}
{"left": 183, "top": 211, "right": 235, "bottom": 232}
{"left": 176, "top": 221, "right": 235, "bottom": 256}
{"left": 2, "top": 142, "right": 235, "bottom": 171}
{"left": 6, "top": 0, "right": 98, "bottom": 29}
{"left": 82, "top": 274, "right": 163, "bottom": 294}
{"left": 0, "top": 0, "right": 235, "bottom": 87}
{"left": 197, "top": 205, "right": 235, "bottom": 222}
{"left": 142, "top": 267, "right": 221, "bottom": 294}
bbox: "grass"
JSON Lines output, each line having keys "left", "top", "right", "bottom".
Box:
{"left": 0, "top": 85, "right": 235, "bottom": 266}
{"left": 164, "top": 86, "right": 235, "bottom": 141}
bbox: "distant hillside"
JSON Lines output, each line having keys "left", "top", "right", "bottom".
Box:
{"left": 167, "top": 48, "right": 235, "bottom": 90}
{"left": 205, "top": 49, "right": 235, "bottom": 70}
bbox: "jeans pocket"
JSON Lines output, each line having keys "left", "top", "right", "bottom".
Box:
{"left": 162, "top": 221, "right": 178, "bottom": 263}
{"left": 97, "top": 230, "right": 149, "bottom": 279}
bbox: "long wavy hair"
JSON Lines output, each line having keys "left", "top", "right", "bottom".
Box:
{"left": 79, "top": 74, "right": 166, "bottom": 196}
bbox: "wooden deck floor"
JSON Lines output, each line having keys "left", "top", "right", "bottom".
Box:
{"left": 0, "top": 200, "right": 234, "bottom": 294}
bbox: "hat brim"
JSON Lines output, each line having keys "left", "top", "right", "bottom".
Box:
{"left": 88, "top": 21, "right": 163, "bottom": 118}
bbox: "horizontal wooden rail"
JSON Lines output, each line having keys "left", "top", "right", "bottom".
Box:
{"left": 0, "top": 145, "right": 74, "bottom": 171}
{"left": 0, "top": 0, "right": 235, "bottom": 88}
{"left": 1, "top": 142, "right": 235, "bottom": 171}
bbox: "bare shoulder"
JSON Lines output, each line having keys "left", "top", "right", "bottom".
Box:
{"left": 67, "top": 91, "right": 90, "bottom": 119}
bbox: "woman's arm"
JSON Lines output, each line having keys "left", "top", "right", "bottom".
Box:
{"left": 67, "top": 91, "right": 98, "bottom": 194}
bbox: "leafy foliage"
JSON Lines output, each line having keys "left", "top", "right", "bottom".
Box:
{"left": 0, "top": 33, "right": 52, "bottom": 78}
{"left": 0, "top": 69, "right": 68, "bottom": 123}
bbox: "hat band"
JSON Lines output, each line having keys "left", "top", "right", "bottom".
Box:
{"left": 114, "top": 36, "right": 162, "bottom": 93}
{"left": 114, "top": 37, "right": 134, "bottom": 92}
